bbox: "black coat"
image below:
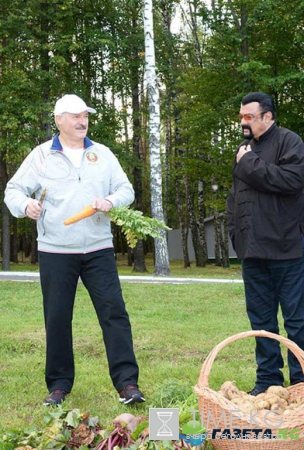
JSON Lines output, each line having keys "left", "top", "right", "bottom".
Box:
{"left": 227, "top": 123, "right": 304, "bottom": 260}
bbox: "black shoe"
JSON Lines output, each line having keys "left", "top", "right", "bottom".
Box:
{"left": 247, "top": 387, "right": 267, "bottom": 396}
{"left": 44, "top": 389, "right": 68, "bottom": 406}
{"left": 119, "top": 384, "right": 145, "bottom": 405}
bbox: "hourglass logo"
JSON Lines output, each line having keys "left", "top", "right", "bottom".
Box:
{"left": 149, "top": 408, "right": 179, "bottom": 440}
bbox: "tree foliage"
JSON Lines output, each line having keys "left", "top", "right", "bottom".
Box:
{"left": 1, "top": 0, "right": 303, "bottom": 268}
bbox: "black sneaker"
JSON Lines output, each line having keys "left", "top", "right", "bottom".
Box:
{"left": 43, "top": 389, "right": 68, "bottom": 406}
{"left": 119, "top": 385, "right": 145, "bottom": 405}
{"left": 247, "top": 387, "right": 266, "bottom": 396}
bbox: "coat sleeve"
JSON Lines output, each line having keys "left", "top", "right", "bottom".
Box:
{"left": 4, "top": 149, "right": 41, "bottom": 218}
{"left": 104, "top": 152, "right": 135, "bottom": 207}
{"left": 233, "top": 131, "right": 304, "bottom": 195}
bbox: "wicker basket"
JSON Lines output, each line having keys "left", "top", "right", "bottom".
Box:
{"left": 194, "top": 330, "right": 304, "bottom": 450}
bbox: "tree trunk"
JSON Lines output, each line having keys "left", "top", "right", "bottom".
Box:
{"left": 111, "top": 222, "right": 119, "bottom": 253}
{"left": 119, "top": 229, "right": 125, "bottom": 256}
{"left": 187, "top": 186, "right": 205, "bottom": 267}
{"left": 213, "top": 209, "right": 221, "bottom": 266}
{"left": 174, "top": 94, "right": 190, "bottom": 268}
{"left": 1, "top": 150, "right": 10, "bottom": 270}
{"left": 221, "top": 210, "right": 230, "bottom": 268}
{"left": 176, "top": 177, "right": 190, "bottom": 268}
{"left": 131, "top": 7, "right": 147, "bottom": 273}
{"left": 163, "top": 116, "right": 171, "bottom": 223}
{"left": 133, "top": 239, "right": 148, "bottom": 272}
{"left": 2, "top": 205, "right": 10, "bottom": 270}
{"left": 127, "top": 247, "right": 133, "bottom": 267}
{"left": 188, "top": 0, "right": 203, "bottom": 67}
{"left": 11, "top": 217, "right": 18, "bottom": 263}
{"left": 197, "top": 178, "right": 208, "bottom": 265}
{"left": 143, "top": 0, "right": 170, "bottom": 276}
{"left": 23, "top": 232, "right": 31, "bottom": 258}
{"left": 159, "top": 0, "right": 172, "bottom": 224}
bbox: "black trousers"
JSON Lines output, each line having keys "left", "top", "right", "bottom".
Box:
{"left": 38, "top": 249, "right": 139, "bottom": 393}
{"left": 242, "top": 238, "right": 304, "bottom": 389}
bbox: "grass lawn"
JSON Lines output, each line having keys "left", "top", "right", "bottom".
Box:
{"left": 6, "top": 253, "right": 243, "bottom": 279}
{"left": 0, "top": 257, "right": 288, "bottom": 447}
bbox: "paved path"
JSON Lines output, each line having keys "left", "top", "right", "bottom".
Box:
{"left": 0, "top": 271, "right": 243, "bottom": 284}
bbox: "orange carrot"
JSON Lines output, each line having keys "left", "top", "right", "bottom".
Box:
{"left": 63, "top": 205, "right": 96, "bottom": 225}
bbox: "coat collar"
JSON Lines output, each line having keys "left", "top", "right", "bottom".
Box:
{"left": 50, "top": 133, "right": 94, "bottom": 151}
{"left": 254, "top": 123, "right": 278, "bottom": 143}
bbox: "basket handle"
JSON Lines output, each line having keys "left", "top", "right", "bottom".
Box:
{"left": 197, "top": 330, "right": 304, "bottom": 388}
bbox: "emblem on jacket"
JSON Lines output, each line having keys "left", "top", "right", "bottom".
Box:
{"left": 86, "top": 152, "right": 98, "bottom": 162}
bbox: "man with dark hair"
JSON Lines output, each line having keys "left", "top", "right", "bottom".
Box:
{"left": 242, "top": 91, "right": 276, "bottom": 119}
{"left": 227, "top": 91, "right": 304, "bottom": 395}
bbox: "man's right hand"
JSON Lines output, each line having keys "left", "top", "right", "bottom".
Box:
{"left": 236, "top": 144, "right": 252, "bottom": 163}
{"left": 25, "top": 199, "right": 43, "bottom": 220}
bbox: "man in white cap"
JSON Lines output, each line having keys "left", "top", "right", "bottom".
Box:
{"left": 4, "top": 94, "right": 145, "bottom": 406}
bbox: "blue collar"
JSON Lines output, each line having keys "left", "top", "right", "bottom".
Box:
{"left": 50, "top": 133, "right": 94, "bottom": 151}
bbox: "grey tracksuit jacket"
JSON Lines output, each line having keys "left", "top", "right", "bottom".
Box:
{"left": 4, "top": 134, "right": 134, "bottom": 253}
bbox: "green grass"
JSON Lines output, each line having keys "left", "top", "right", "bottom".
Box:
{"left": 6, "top": 253, "right": 243, "bottom": 279}
{"left": 0, "top": 275, "right": 289, "bottom": 440}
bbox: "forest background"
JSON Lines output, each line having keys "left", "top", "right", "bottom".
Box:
{"left": 1, "top": 0, "right": 303, "bottom": 273}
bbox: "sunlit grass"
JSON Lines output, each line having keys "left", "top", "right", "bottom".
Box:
{"left": 6, "top": 253, "right": 243, "bottom": 279}
{"left": 0, "top": 278, "right": 288, "bottom": 438}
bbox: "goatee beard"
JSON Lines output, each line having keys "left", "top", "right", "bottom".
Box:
{"left": 242, "top": 126, "right": 254, "bottom": 140}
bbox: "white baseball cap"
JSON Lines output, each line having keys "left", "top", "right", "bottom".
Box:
{"left": 54, "top": 94, "right": 96, "bottom": 115}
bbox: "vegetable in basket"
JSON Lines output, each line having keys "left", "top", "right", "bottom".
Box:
{"left": 219, "top": 380, "right": 303, "bottom": 415}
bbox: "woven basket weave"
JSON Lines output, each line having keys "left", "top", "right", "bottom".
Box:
{"left": 194, "top": 330, "right": 304, "bottom": 450}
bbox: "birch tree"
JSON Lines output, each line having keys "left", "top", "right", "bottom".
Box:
{"left": 143, "top": 0, "right": 170, "bottom": 275}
